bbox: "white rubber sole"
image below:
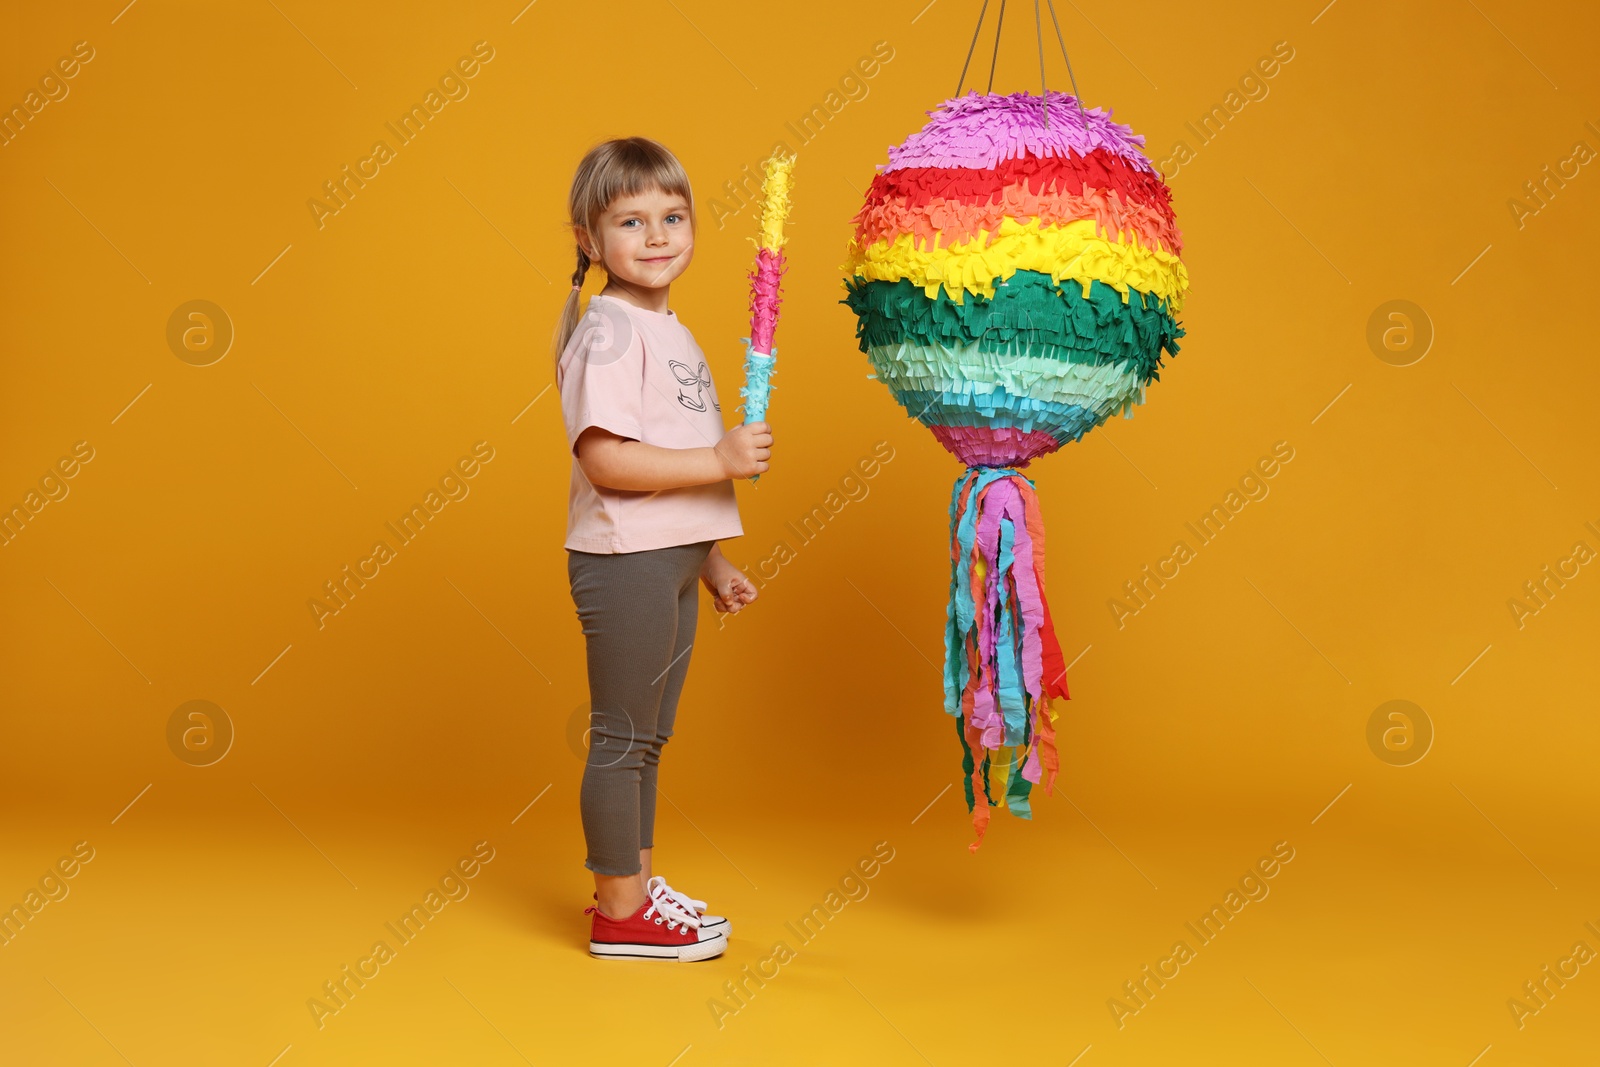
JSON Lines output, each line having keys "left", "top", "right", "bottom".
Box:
{"left": 590, "top": 929, "right": 728, "bottom": 962}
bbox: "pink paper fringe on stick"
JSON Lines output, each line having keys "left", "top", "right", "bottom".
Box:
{"left": 748, "top": 246, "right": 785, "bottom": 355}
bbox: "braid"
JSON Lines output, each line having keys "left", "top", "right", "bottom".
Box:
{"left": 554, "top": 244, "right": 594, "bottom": 383}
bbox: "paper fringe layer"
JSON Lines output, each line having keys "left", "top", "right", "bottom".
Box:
{"left": 739, "top": 342, "right": 777, "bottom": 424}
{"left": 856, "top": 179, "right": 1181, "bottom": 260}
{"left": 855, "top": 149, "right": 1179, "bottom": 252}
{"left": 752, "top": 152, "right": 796, "bottom": 255}
{"left": 886, "top": 90, "right": 1159, "bottom": 177}
{"left": 844, "top": 269, "right": 1184, "bottom": 458}
{"left": 748, "top": 152, "right": 794, "bottom": 355}
{"left": 842, "top": 271, "right": 1184, "bottom": 386}
{"left": 864, "top": 340, "right": 1144, "bottom": 449}
{"left": 946, "top": 467, "right": 1069, "bottom": 853}
{"left": 843, "top": 215, "right": 1189, "bottom": 309}
{"left": 747, "top": 246, "right": 786, "bottom": 362}
{"left": 929, "top": 426, "right": 1060, "bottom": 468}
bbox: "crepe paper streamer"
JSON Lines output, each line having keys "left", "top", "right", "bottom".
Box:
{"left": 839, "top": 89, "right": 1192, "bottom": 853}
{"left": 738, "top": 150, "right": 796, "bottom": 484}
{"left": 947, "top": 467, "right": 1069, "bottom": 844}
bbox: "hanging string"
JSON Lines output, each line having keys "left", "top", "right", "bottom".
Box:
{"left": 1044, "top": 0, "right": 1088, "bottom": 126}
{"left": 955, "top": 0, "right": 1089, "bottom": 129}
{"left": 954, "top": 0, "right": 990, "bottom": 97}
{"left": 986, "top": 0, "right": 1007, "bottom": 95}
{"left": 1035, "top": 0, "right": 1048, "bottom": 127}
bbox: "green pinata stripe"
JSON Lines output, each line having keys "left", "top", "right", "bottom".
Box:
{"left": 841, "top": 269, "right": 1186, "bottom": 386}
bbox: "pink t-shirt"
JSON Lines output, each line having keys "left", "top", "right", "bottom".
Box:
{"left": 558, "top": 292, "right": 744, "bottom": 553}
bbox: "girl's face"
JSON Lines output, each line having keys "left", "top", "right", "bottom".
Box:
{"left": 580, "top": 186, "right": 694, "bottom": 291}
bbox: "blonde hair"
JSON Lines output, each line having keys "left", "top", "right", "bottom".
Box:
{"left": 552, "top": 137, "right": 697, "bottom": 382}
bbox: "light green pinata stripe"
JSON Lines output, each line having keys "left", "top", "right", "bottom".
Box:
{"left": 864, "top": 340, "right": 1145, "bottom": 421}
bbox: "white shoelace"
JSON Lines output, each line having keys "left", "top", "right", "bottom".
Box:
{"left": 645, "top": 878, "right": 702, "bottom": 930}
{"left": 647, "top": 875, "right": 707, "bottom": 917}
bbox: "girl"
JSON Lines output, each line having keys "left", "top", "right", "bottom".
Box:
{"left": 553, "top": 137, "right": 773, "bottom": 962}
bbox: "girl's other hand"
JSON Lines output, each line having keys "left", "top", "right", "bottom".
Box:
{"left": 714, "top": 421, "right": 773, "bottom": 480}
{"left": 701, "top": 553, "right": 758, "bottom": 613}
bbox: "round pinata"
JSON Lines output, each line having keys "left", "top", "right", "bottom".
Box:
{"left": 839, "top": 89, "right": 1191, "bottom": 851}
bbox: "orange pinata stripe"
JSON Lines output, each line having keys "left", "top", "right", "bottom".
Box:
{"left": 856, "top": 181, "right": 1182, "bottom": 257}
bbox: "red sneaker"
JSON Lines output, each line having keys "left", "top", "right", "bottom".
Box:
{"left": 584, "top": 893, "right": 727, "bottom": 961}
{"left": 592, "top": 877, "right": 731, "bottom": 939}
{"left": 646, "top": 875, "right": 731, "bottom": 939}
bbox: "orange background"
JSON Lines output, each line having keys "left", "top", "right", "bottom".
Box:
{"left": 3, "top": 1, "right": 1598, "bottom": 1063}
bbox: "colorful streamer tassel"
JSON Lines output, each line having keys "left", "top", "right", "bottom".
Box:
{"left": 947, "top": 467, "right": 1070, "bottom": 852}
{"left": 839, "top": 90, "right": 1192, "bottom": 851}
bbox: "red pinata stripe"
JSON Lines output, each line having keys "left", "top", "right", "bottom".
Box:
{"left": 852, "top": 148, "right": 1178, "bottom": 247}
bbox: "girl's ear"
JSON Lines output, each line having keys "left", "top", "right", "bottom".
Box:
{"left": 573, "top": 225, "right": 596, "bottom": 259}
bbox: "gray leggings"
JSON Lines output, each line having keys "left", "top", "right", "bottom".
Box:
{"left": 566, "top": 540, "right": 714, "bottom": 877}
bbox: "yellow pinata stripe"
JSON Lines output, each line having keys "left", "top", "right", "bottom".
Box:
{"left": 843, "top": 216, "right": 1189, "bottom": 309}
{"left": 754, "top": 151, "right": 796, "bottom": 254}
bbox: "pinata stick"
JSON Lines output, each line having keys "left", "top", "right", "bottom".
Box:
{"left": 738, "top": 150, "right": 795, "bottom": 482}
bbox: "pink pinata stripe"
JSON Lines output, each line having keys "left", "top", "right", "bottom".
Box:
{"left": 882, "top": 89, "right": 1159, "bottom": 177}
{"left": 928, "top": 426, "right": 1061, "bottom": 468}
{"left": 747, "top": 247, "right": 786, "bottom": 353}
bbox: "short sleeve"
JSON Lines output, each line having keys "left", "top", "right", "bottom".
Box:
{"left": 559, "top": 316, "right": 645, "bottom": 457}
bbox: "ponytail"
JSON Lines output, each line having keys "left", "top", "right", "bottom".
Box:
{"left": 552, "top": 245, "right": 594, "bottom": 391}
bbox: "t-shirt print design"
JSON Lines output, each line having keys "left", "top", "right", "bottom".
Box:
{"left": 670, "top": 358, "right": 719, "bottom": 413}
